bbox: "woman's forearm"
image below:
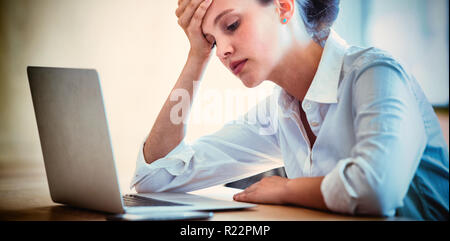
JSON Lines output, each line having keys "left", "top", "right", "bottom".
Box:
{"left": 143, "top": 51, "right": 211, "bottom": 164}
{"left": 284, "top": 176, "right": 328, "bottom": 211}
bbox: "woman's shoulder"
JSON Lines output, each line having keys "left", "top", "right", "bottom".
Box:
{"left": 341, "top": 45, "right": 412, "bottom": 85}
{"left": 343, "top": 46, "right": 402, "bottom": 73}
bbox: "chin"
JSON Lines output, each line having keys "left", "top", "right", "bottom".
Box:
{"left": 240, "top": 76, "right": 263, "bottom": 88}
{"left": 239, "top": 70, "right": 265, "bottom": 88}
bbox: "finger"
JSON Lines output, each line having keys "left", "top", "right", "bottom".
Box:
{"left": 176, "top": 0, "right": 186, "bottom": 17}
{"left": 233, "top": 192, "right": 247, "bottom": 202}
{"left": 177, "top": 0, "right": 189, "bottom": 9}
{"left": 178, "top": 0, "right": 203, "bottom": 26}
{"left": 234, "top": 192, "right": 259, "bottom": 203}
{"left": 176, "top": 0, "right": 190, "bottom": 17}
{"left": 232, "top": 185, "right": 256, "bottom": 202}
{"left": 178, "top": 0, "right": 205, "bottom": 28}
{"left": 242, "top": 181, "right": 260, "bottom": 194}
{"left": 187, "top": 0, "right": 213, "bottom": 32}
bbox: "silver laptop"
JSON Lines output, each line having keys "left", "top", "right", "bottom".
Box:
{"left": 27, "top": 66, "right": 255, "bottom": 214}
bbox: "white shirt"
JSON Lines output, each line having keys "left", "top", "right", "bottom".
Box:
{"left": 131, "top": 29, "right": 449, "bottom": 220}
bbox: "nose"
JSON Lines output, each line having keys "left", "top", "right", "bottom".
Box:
{"left": 215, "top": 39, "right": 233, "bottom": 60}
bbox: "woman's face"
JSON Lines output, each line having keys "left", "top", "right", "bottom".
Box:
{"left": 202, "top": 0, "right": 286, "bottom": 88}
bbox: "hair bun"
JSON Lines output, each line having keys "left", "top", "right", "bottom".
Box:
{"left": 297, "top": 0, "right": 340, "bottom": 33}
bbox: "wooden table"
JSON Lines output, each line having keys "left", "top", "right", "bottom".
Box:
{"left": 0, "top": 161, "right": 399, "bottom": 221}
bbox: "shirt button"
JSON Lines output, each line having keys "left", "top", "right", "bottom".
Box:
{"left": 311, "top": 122, "right": 319, "bottom": 127}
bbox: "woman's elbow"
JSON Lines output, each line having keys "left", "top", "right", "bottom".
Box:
{"left": 133, "top": 172, "right": 174, "bottom": 193}
{"left": 353, "top": 183, "right": 403, "bottom": 217}
{"left": 134, "top": 180, "right": 158, "bottom": 193}
{"left": 134, "top": 182, "right": 149, "bottom": 193}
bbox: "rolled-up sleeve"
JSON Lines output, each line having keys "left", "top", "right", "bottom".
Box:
{"left": 131, "top": 96, "right": 283, "bottom": 193}
{"left": 321, "top": 63, "right": 427, "bottom": 216}
{"left": 130, "top": 137, "right": 194, "bottom": 192}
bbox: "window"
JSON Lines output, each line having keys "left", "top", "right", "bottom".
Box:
{"left": 334, "top": 0, "right": 449, "bottom": 106}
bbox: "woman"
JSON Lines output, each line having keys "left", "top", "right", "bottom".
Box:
{"left": 131, "top": 0, "right": 449, "bottom": 220}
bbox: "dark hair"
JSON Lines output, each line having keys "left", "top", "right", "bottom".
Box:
{"left": 258, "top": 0, "right": 340, "bottom": 40}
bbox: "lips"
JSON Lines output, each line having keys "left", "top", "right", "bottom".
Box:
{"left": 230, "top": 59, "right": 248, "bottom": 75}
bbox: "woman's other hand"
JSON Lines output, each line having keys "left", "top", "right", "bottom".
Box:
{"left": 233, "top": 176, "right": 328, "bottom": 211}
{"left": 176, "top": 0, "right": 214, "bottom": 59}
{"left": 233, "top": 176, "right": 290, "bottom": 204}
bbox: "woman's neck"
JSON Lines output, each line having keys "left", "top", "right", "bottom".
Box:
{"left": 269, "top": 40, "right": 324, "bottom": 101}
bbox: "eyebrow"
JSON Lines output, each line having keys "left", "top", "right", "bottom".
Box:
{"left": 214, "top": 9, "right": 234, "bottom": 26}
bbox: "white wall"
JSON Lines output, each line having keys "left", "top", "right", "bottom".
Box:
{"left": 0, "top": 0, "right": 276, "bottom": 192}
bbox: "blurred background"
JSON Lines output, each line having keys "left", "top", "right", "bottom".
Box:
{"left": 0, "top": 0, "right": 448, "bottom": 193}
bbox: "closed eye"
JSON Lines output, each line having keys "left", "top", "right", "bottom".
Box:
{"left": 227, "top": 21, "right": 240, "bottom": 32}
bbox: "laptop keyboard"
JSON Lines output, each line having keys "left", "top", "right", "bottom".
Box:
{"left": 123, "top": 194, "right": 188, "bottom": 207}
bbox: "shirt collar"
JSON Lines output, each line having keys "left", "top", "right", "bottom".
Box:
{"left": 275, "top": 29, "right": 349, "bottom": 115}
{"left": 304, "top": 29, "right": 349, "bottom": 104}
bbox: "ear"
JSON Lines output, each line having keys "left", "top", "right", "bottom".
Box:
{"left": 275, "top": 0, "right": 295, "bottom": 24}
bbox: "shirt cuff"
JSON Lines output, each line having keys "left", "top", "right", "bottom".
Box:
{"left": 320, "top": 158, "right": 359, "bottom": 215}
{"left": 129, "top": 136, "right": 195, "bottom": 190}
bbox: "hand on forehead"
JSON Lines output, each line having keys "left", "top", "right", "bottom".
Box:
{"left": 202, "top": 0, "right": 256, "bottom": 35}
